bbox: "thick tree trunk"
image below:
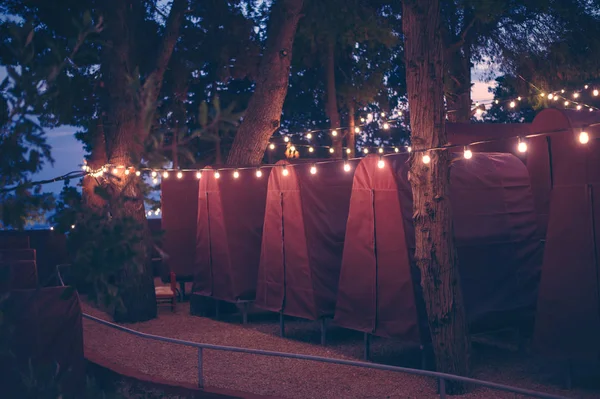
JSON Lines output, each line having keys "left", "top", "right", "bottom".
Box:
{"left": 226, "top": 0, "right": 304, "bottom": 166}
{"left": 347, "top": 103, "right": 356, "bottom": 158}
{"left": 325, "top": 40, "right": 342, "bottom": 157}
{"left": 446, "top": 44, "right": 472, "bottom": 123}
{"left": 402, "top": 0, "right": 470, "bottom": 393}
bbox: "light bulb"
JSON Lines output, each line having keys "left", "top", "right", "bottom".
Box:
{"left": 163, "top": 171, "right": 169, "bottom": 178}
{"left": 284, "top": 136, "right": 290, "bottom": 142}
{"left": 343, "top": 162, "right": 351, "bottom": 172}
{"left": 177, "top": 171, "right": 183, "bottom": 179}
{"left": 579, "top": 131, "right": 590, "bottom": 144}
{"left": 269, "top": 143, "right": 275, "bottom": 150}
{"left": 518, "top": 96, "right": 522, "bottom": 101}
{"left": 290, "top": 145, "right": 296, "bottom": 152}
{"left": 464, "top": 147, "right": 473, "bottom": 159}
{"left": 233, "top": 170, "right": 240, "bottom": 179}
{"left": 547, "top": 93, "right": 553, "bottom": 100}
{"left": 407, "top": 146, "right": 412, "bottom": 152}
{"left": 363, "top": 148, "right": 369, "bottom": 154}
{"left": 564, "top": 101, "right": 569, "bottom": 106}
{"left": 151, "top": 171, "right": 157, "bottom": 177}
{"left": 354, "top": 127, "right": 360, "bottom": 133}
{"left": 367, "top": 113, "right": 373, "bottom": 119}
{"left": 346, "top": 148, "right": 351, "bottom": 154}
{"left": 81, "top": 165, "right": 87, "bottom": 171}
{"left": 214, "top": 171, "right": 220, "bottom": 179}
{"left": 573, "top": 92, "right": 580, "bottom": 98}
{"left": 309, "top": 146, "right": 314, "bottom": 153}
{"left": 561, "top": 89, "right": 565, "bottom": 93}
{"left": 153, "top": 178, "right": 158, "bottom": 184}
{"left": 381, "top": 112, "right": 385, "bottom": 117}
{"left": 155, "top": 210, "right": 159, "bottom": 215}
{"left": 50, "top": 226, "right": 54, "bottom": 231}
{"left": 378, "top": 147, "right": 384, "bottom": 154}
{"left": 360, "top": 118, "right": 365, "bottom": 123}
{"left": 590, "top": 108, "right": 594, "bottom": 112}
{"left": 475, "top": 102, "right": 479, "bottom": 107}
{"left": 540, "top": 93, "right": 545, "bottom": 97}
{"left": 383, "top": 123, "right": 390, "bottom": 130}
{"left": 196, "top": 171, "right": 202, "bottom": 179}
{"left": 310, "top": 165, "right": 317, "bottom": 174}
{"left": 518, "top": 140, "right": 528, "bottom": 153}
{"left": 553, "top": 96, "right": 559, "bottom": 101}
{"left": 394, "top": 147, "right": 399, "bottom": 153}
{"left": 331, "top": 130, "right": 338, "bottom": 137}
{"left": 509, "top": 101, "right": 516, "bottom": 108}
{"left": 71, "top": 225, "right": 75, "bottom": 229}
{"left": 594, "top": 89, "right": 599, "bottom": 97}
{"left": 125, "top": 169, "right": 130, "bottom": 175}
{"left": 147, "top": 211, "right": 152, "bottom": 217}
{"left": 306, "top": 133, "right": 312, "bottom": 140}
{"left": 422, "top": 154, "right": 431, "bottom": 164}
{"left": 256, "top": 169, "right": 262, "bottom": 178}
{"left": 577, "top": 105, "right": 582, "bottom": 110}
{"left": 282, "top": 166, "right": 289, "bottom": 176}
{"left": 495, "top": 100, "right": 499, "bottom": 104}
{"left": 329, "top": 148, "right": 334, "bottom": 153}
{"left": 377, "top": 158, "right": 385, "bottom": 169}
{"left": 476, "top": 108, "right": 483, "bottom": 115}
{"left": 112, "top": 168, "right": 119, "bottom": 174}
{"left": 135, "top": 170, "right": 141, "bottom": 176}
{"left": 585, "top": 85, "right": 589, "bottom": 89}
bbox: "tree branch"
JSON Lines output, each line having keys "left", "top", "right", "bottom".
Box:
{"left": 445, "top": 15, "right": 476, "bottom": 56}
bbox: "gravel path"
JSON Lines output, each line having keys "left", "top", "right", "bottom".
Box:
{"left": 82, "top": 302, "right": 599, "bottom": 399}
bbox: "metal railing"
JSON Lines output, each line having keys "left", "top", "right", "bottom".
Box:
{"left": 57, "top": 266, "right": 570, "bottom": 399}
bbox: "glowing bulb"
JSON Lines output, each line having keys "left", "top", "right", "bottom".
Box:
{"left": 383, "top": 123, "right": 390, "bottom": 130}
{"left": 269, "top": 143, "right": 275, "bottom": 150}
{"left": 71, "top": 225, "right": 75, "bottom": 229}
{"left": 378, "top": 147, "right": 384, "bottom": 154}
{"left": 81, "top": 165, "right": 87, "bottom": 171}
{"left": 360, "top": 118, "right": 365, "bottom": 123}
{"left": 561, "top": 89, "right": 565, "bottom": 93}
{"left": 476, "top": 108, "right": 483, "bottom": 115}
{"left": 590, "top": 108, "right": 594, "bottom": 112}
{"left": 407, "top": 146, "right": 412, "bottom": 152}
{"left": 367, "top": 113, "right": 373, "bottom": 119}
{"left": 284, "top": 136, "right": 290, "bottom": 142}
{"left": 354, "top": 127, "right": 360, "bottom": 133}
{"left": 147, "top": 211, "right": 152, "bottom": 217}
{"left": 593, "top": 89, "right": 599, "bottom": 96}
{"left": 579, "top": 131, "right": 590, "bottom": 144}
{"left": 256, "top": 169, "right": 262, "bottom": 178}
{"left": 282, "top": 166, "right": 289, "bottom": 176}
{"left": 151, "top": 171, "right": 157, "bottom": 177}
{"left": 154, "top": 210, "right": 159, "bottom": 215}
{"left": 125, "top": 169, "right": 130, "bottom": 175}
{"left": 509, "top": 101, "right": 516, "bottom": 108}
{"left": 495, "top": 100, "right": 499, "bottom": 104}
{"left": 381, "top": 112, "right": 385, "bottom": 117}
{"left": 50, "top": 226, "right": 54, "bottom": 231}
{"left": 547, "top": 93, "right": 553, "bottom": 100}
{"left": 306, "top": 133, "right": 312, "bottom": 140}
{"left": 475, "top": 102, "right": 479, "bottom": 107}
{"left": 233, "top": 170, "right": 240, "bottom": 179}
{"left": 329, "top": 148, "right": 334, "bottom": 153}
{"left": 214, "top": 171, "right": 220, "bottom": 179}
{"left": 553, "top": 96, "right": 559, "bottom": 101}
{"left": 540, "top": 93, "right": 545, "bottom": 97}
{"left": 463, "top": 147, "right": 473, "bottom": 159}
{"left": 196, "top": 171, "right": 202, "bottom": 179}
{"left": 163, "top": 171, "right": 169, "bottom": 178}
{"left": 177, "top": 171, "right": 183, "bottom": 179}
{"left": 343, "top": 162, "right": 351, "bottom": 172}
{"left": 518, "top": 140, "right": 528, "bottom": 153}
{"left": 112, "top": 168, "right": 119, "bottom": 174}
{"left": 422, "top": 154, "right": 431, "bottom": 164}
{"left": 310, "top": 165, "right": 317, "bottom": 175}
{"left": 577, "top": 105, "right": 582, "bottom": 110}
{"left": 290, "top": 145, "right": 296, "bottom": 152}
{"left": 377, "top": 158, "right": 385, "bottom": 169}
{"left": 585, "top": 85, "right": 589, "bottom": 89}
{"left": 573, "top": 92, "right": 580, "bottom": 98}
{"left": 564, "top": 101, "right": 569, "bottom": 106}
{"left": 394, "top": 147, "right": 399, "bottom": 153}
{"left": 309, "top": 146, "right": 314, "bottom": 153}
{"left": 517, "top": 96, "right": 522, "bottom": 101}
{"left": 331, "top": 130, "right": 338, "bottom": 137}
{"left": 153, "top": 178, "right": 158, "bottom": 184}
{"left": 363, "top": 148, "right": 369, "bottom": 154}
{"left": 135, "top": 170, "right": 141, "bottom": 176}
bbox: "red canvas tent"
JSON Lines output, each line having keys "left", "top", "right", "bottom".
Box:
{"left": 255, "top": 159, "right": 360, "bottom": 321}
{"left": 334, "top": 153, "right": 543, "bottom": 343}
{"left": 532, "top": 109, "right": 600, "bottom": 360}
{"left": 193, "top": 167, "right": 269, "bottom": 302}
{"left": 161, "top": 173, "right": 199, "bottom": 278}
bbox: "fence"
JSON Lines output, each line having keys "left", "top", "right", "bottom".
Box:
{"left": 58, "top": 266, "right": 570, "bottom": 399}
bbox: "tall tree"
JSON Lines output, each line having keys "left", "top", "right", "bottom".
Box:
{"left": 226, "top": 0, "right": 304, "bottom": 165}
{"left": 402, "top": 0, "right": 470, "bottom": 392}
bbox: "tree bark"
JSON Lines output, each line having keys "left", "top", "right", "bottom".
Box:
{"left": 226, "top": 0, "right": 304, "bottom": 166}
{"left": 325, "top": 40, "right": 342, "bottom": 157}
{"left": 402, "top": 0, "right": 470, "bottom": 393}
{"left": 347, "top": 103, "right": 356, "bottom": 158}
{"left": 446, "top": 44, "right": 472, "bottom": 123}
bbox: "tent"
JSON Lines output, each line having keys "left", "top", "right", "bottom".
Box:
{"left": 193, "top": 167, "right": 269, "bottom": 303}
{"left": 161, "top": 173, "right": 199, "bottom": 278}
{"left": 532, "top": 109, "right": 600, "bottom": 360}
{"left": 334, "top": 153, "right": 543, "bottom": 344}
{"left": 255, "top": 159, "right": 360, "bottom": 321}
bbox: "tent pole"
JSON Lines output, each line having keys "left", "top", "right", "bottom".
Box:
{"left": 320, "top": 318, "right": 327, "bottom": 345}
{"left": 280, "top": 312, "right": 285, "bottom": 337}
{"left": 364, "top": 333, "right": 370, "bottom": 361}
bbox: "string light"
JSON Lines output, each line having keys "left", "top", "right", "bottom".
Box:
{"left": 577, "top": 105, "right": 582, "bottom": 110}
{"left": 81, "top": 165, "right": 87, "bottom": 171}
{"left": 163, "top": 171, "right": 169, "bottom": 178}
{"left": 548, "top": 93, "right": 553, "bottom": 100}
{"left": 306, "top": 133, "right": 312, "bottom": 140}
{"left": 394, "top": 147, "right": 399, "bottom": 153}
{"left": 176, "top": 171, "right": 183, "bottom": 179}
{"left": 573, "top": 92, "right": 580, "bottom": 99}
{"left": 585, "top": 85, "right": 589, "bottom": 89}
{"left": 383, "top": 122, "right": 390, "bottom": 130}
{"left": 518, "top": 138, "right": 528, "bottom": 153}
{"left": 152, "top": 178, "right": 158, "bottom": 184}
{"left": 381, "top": 112, "right": 385, "bottom": 117}
{"left": 343, "top": 162, "right": 351, "bottom": 172}
{"left": 377, "top": 156, "right": 385, "bottom": 169}
{"left": 331, "top": 130, "right": 338, "bottom": 137}
{"left": 378, "top": 147, "right": 384, "bottom": 154}
{"left": 346, "top": 148, "right": 351, "bottom": 154}
{"left": 50, "top": 226, "right": 54, "bottom": 231}
{"left": 594, "top": 89, "right": 599, "bottom": 97}
{"left": 310, "top": 165, "right": 317, "bottom": 175}
{"left": 329, "top": 148, "right": 334, "bottom": 154}
{"left": 564, "top": 101, "right": 569, "bottom": 106}
{"left": 407, "top": 146, "right": 412, "bottom": 152}
{"left": 517, "top": 96, "right": 522, "bottom": 101}
{"left": 71, "top": 225, "right": 75, "bottom": 229}
{"left": 309, "top": 146, "right": 314, "bottom": 153}
{"left": 196, "top": 171, "right": 202, "bottom": 179}
{"left": 367, "top": 113, "right": 372, "bottom": 119}
{"left": 422, "top": 154, "right": 431, "bottom": 164}
{"left": 284, "top": 136, "right": 290, "bottom": 143}
{"left": 464, "top": 146, "right": 473, "bottom": 159}
{"left": 290, "top": 145, "right": 296, "bottom": 152}
{"left": 363, "top": 148, "right": 369, "bottom": 154}
{"left": 135, "top": 170, "right": 141, "bottom": 176}
{"left": 282, "top": 166, "right": 289, "bottom": 176}
{"left": 509, "top": 101, "right": 516, "bottom": 108}
{"left": 125, "top": 169, "right": 130, "bottom": 175}
{"left": 256, "top": 168, "right": 263, "bottom": 178}
{"left": 233, "top": 170, "right": 240, "bottom": 179}
{"left": 269, "top": 143, "right": 276, "bottom": 150}
{"left": 112, "top": 167, "right": 119, "bottom": 174}
{"left": 579, "top": 131, "right": 590, "bottom": 144}
{"left": 151, "top": 171, "right": 157, "bottom": 178}
{"left": 214, "top": 171, "right": 220, "bottom": 179}
{"left": 354, "top": 127, "right": 360, "bottom": 133}
{"left": 360, "top": 117, "right": 365, "bottom": 123}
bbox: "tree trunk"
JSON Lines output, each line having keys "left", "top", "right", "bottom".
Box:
{"left": 347, "top": 103, "right": 356, "bottom": 158}
{"left": 402, "top": 0, "right": 470, "bottom": 393}
{"left": 325, "top": 40, "right": 342, "bottom": 157}
{"left": 446, "top": 44, "right": 472, "bottom": 123}
{"left": 226, "top": 0, "right": 304, "bottom": 166}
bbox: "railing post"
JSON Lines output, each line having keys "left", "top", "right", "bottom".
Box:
{"left": 438, "top": 378, "right": 446, "bottom": 399}
{"left": 198, "top": 348, "right": 204, "bottom": 388}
